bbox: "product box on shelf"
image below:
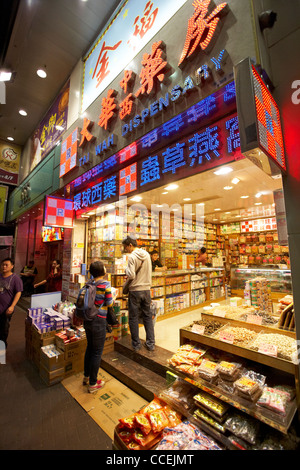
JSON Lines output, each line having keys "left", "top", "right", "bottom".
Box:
{"left": 40, "top": 344, "right": 65, "bottom": 372}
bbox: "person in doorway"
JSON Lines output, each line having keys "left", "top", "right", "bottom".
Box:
{"left": 122, "top": 236, "right": 155, "bottom": 352}
{"left": 20, "top": 260, "right": 38, "bottom": 296}
{"left": 0, "top": 258, "right": 23, "bottom": 348}
{"left": 83, "top": 261, "right": 116, "bottom": 394}
{"left": 34, "top": 259, "right": 62, "bottom": 293}
{"left": 150, "top": 250, "right": 166, "bottom": 272}
{"left": 196, "top": 247, "right": 208, "bottom": 266}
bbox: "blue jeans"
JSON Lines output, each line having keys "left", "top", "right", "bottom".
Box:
{"left": 83, "top": 316, "right": 106, "bottom": 385}
{"left": 128, "top": 290, "right": 155, "bottom": 349}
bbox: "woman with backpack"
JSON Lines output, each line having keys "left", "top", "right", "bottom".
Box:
{"left": 82, "top": 261, "right": 115, "bottom": 394}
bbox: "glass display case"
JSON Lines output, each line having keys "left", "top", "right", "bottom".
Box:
{"left": 230, "top": 267, "right": 292, "bottom": 294}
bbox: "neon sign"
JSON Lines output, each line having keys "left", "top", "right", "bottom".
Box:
{"left": 44, "top": 196, "right": 74, "bottom": 228}
{"left": 60, "top": 128, "right": 79, "bottom": 177}
{"left": 234, "top": 58, "right": 286, "bottom": 174}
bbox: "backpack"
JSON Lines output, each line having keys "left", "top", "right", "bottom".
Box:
{"left": 75, "top": 281, "right": 99, "bottom": 321}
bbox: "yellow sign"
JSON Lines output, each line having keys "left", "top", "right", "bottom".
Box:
{"left": 0, "top": 140, "right": 21, "bottom": 185}
{"left": 0, "top": 185, "right": 8, "bottom": 223}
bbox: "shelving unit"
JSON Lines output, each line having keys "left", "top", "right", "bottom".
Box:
{"left": 178, "top": 314, "right": 298, "bottom": 435}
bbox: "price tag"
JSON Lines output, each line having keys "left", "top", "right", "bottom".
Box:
{"left": 247, "top": 315, "right": 262, "bottom": 325}
{"left": 212, "top": 309, "right": 226, "bottom": 317}
{"left": 192, "top": 324, "right": 205, "bottom": 335}
{"left": 219, "top": 332, "right": 234, "bottom": 344}
{"left": 258, "top": 343, "right": 278, "bottom": 357}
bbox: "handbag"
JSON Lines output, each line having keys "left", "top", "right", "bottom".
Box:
{"left": 122, "top": 260, "right": 144, "bottom": 296}
{"left": 106, "top": 306, "right": 119, "bottom": 326}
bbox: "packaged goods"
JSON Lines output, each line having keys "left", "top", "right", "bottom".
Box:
{"left": 191, "top": 318, "right": 223, "bottom": 335}
{"left": 156, "top": 421, "right": 222, "bottom": 451}
{"left": 216, "top": 361, "right": 242, "bottom": 381}
{"left": 196, "top": 359, "right": 219, "bottom": 382}
{"left": 273, "top": 384, "right": 295, "bottom": 401}
{"left": 167, "top": 344, "right": 206, "bottom": 368}
{"left": 193, "top": 391, "right": 229, "bottom": 417}
{"left": 193, "top": 408, "right": 226, "bottom": 433}
{"left": 225, "top": 413, "right": 260, "bottom": 445}
{"left": 148, "top": 408, "right": 169, "bottom": 433}
{"left": 160, "top": 379, "right": 195, "bottom": 412}
{"left": 233, "top": 370, "right": 265, "bottom": 402}
{"left": 257, "top": 386, "right": 289, "bottom": 415}
{"left": 134, "top": 413, "right": 152, "bottom": 436}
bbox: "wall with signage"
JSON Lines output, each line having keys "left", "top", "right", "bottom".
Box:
{"left": 6, "top": 144, "right": 61, "bottom": 222}
{"left": 57, "top": 0, "right": 259, "bottom": 194}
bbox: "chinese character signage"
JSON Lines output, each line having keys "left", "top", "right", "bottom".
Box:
{"left": 44, "top": 196, "right": 74, "bottom": 228}
{"left": 60, "top": 128, "right": 79, "bottom": 177}
{"left": 234, "top": 57, "right": 286, "bottom": 175}
{"left": 241, "top": 218, "right": 277, "bottom": 233}
{"left": 0, "top": 140, "right": 21, "bottom": 185}
{"left": 30, "top": 81, "right": 70, "bottom": 171}
{"left": 82, "top": 0, "right": 189, "bottom": 111}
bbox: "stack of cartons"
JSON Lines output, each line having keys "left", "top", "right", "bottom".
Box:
{"left": 39, "top": 344, "right": 65, "bottom": 386}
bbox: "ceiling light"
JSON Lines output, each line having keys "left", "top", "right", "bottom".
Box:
{"left": 7, "top": 136, "right": 14, "bottom": 141}
{"left": 214, "top": 166, "right": 233, "bottom": 175}
{"left": 224, "top": 186, "right": 233, "bottom": 190}
{"left": 214, "top": 208, "right": 221, "bottom": 211}
{"left": 225, "top": 211, "right": 231, "bottom": 214}
{"left": 240, "top": 195, "right": 249, "bottom": 199}
{"left": 162, "top": 191, "right": 168, "bottom": 195}
{"left": 183, "top": 198, "right": 191, "bottom": 201}
{"left": 235, "top": 215, "right": 241, "bottom": 218}
{"left": 255, "top": 192, "right": 262, "bottom": 198}
{"left": 231, "top": 177, "right": 240, "bottom": 184}
{"left": 165, "top": 183, "right": 179, "bottom": 190}
{"left": 255, "top": 202, "right": 262, "bottom": 205}
{"left": 19, "top": 109, "right": 27, "bottom": 116}
{"left": 130, "top": 196, "right": 142, "bottom": 202}
{"left": 37, "top": 68, "right": 47, "bottom": 78}
{"left": 156, "top": 204, "right": 163, "bottom": 208}
{"left": 197, "top": 202, "right": 205, "bottom": 206}
{"left": 0, "top": 71, "right": 12, "bottom": 81}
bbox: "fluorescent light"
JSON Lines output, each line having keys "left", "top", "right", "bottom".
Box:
{"left": 19, "top": 109, "right": 27, "bottom": 116}
{"left": 37, "top": 69, "right": 47, "bottom": 78}
{"left": 0, "top": 71, "right": 12, "bottom": 81}
{"left": 214, "top": 208, "right": 221, "bottom": 211}
{"left": 7, "top": 137, "right": 14, "bottom": 141}
{"left": 240, "top": 195, "right": 249, "bottom": 199}
{"left": 130, "top": 196, "right": 142, "bottom": 202}
{"left": 255, "top": 202, "right": 262, "bottom": 205}
{"left": 162, "top": 191, "right": 168, "bottom": 195}
{"left": 255, "top": 192, "right": 262, "bottom": 198}
{"left": 214, "top": 166, "right": 233, "bottom": 175}
{"left": 183, "top": 198, "right": 191, "bottom": 201}
{"left": 224, "top": 186, "right": 233, "bottom": 190}
{"left": 231, "top": 177, "right": 240, "bottom": 184}
{"left": 225, "top": 211, "right": 231, "bottom": 214}
{"left": 165, "top": 183, "right": 179, "bottom": 190}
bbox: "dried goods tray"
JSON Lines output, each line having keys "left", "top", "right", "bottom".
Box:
{"left": 167, "top": 365, "right": 297, "bottom": 435}
{"left": 180, "top": 327, "right": 297, "bottom": 375}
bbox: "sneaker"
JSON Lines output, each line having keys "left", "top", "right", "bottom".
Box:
{"left": 88, "top": 380, "right": 105, "bottom": 394}
{"left": 133, "top": 344, "right": 141, "bottom": 351}
{"left": 83, "top": 376, "right": 89, "bottom": 385}
{"left": 144, "top": 343, "right": 155, "bottom": 351}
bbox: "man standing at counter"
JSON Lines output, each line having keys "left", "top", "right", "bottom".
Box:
{"left": 122, "top": 236, "right": 155, "bottom": 352}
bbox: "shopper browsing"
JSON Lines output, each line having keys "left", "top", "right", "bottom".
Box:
{"left": 83, "top": 261, "right": 116, "bottom": 393}
{"left": 0, "top": 258, "right": 23, "bottom": 348}
{"left": 34, "top": 259, "right": 62, "bottom": 293}
{"left": 20, "top": 260, "right": 38, "bottom": 296}
{"left": 122, "top": 236, "right": 155, "bottom": 352}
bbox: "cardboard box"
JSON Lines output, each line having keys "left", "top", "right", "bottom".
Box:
{"left": 64, "top": 357, "right": 84, "bottom": 378}
{"left": 230, "top": 296, "right": 243, "bottom": 307}
{"left": 39, "top": 363, "right": 65, "bottom": 386}
{"left": 40, "top": 346, "right": 65, "bottom": 371}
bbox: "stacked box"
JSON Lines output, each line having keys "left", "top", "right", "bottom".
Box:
{"left": 249, "top": 277, "right": 272, "bottom": 313}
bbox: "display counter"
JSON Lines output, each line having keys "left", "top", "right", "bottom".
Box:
{"left": 110, "top": 268, "right": 225, "bottom": 317}
{"left": 231, "top": 266, "right": 292, "bottom": 300}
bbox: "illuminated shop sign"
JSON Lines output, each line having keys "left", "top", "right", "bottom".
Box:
{"left": 83, "top": 0, "right": 228, "bottom": 111}
{"left": 234, "top": 57, "right": 286, "bottom": 175}
{"left": 60, "top": 128, "right": 79, "bottom": 177}
{"left": 70, "top": 82, "right": 237, "bottom": 194}
{"left": 73, "top": 110, "right": 242, "bottom": 216}
{"left": 44, "top": 195, "right": 74, "bottom": 228}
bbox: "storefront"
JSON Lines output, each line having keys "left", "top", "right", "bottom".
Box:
{"left": 11, "top": 0, "right": 300, "bottom": 451}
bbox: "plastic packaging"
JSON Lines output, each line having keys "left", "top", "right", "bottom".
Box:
{"left": 225, "top": 413, "right": 260, "bottom": 445}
